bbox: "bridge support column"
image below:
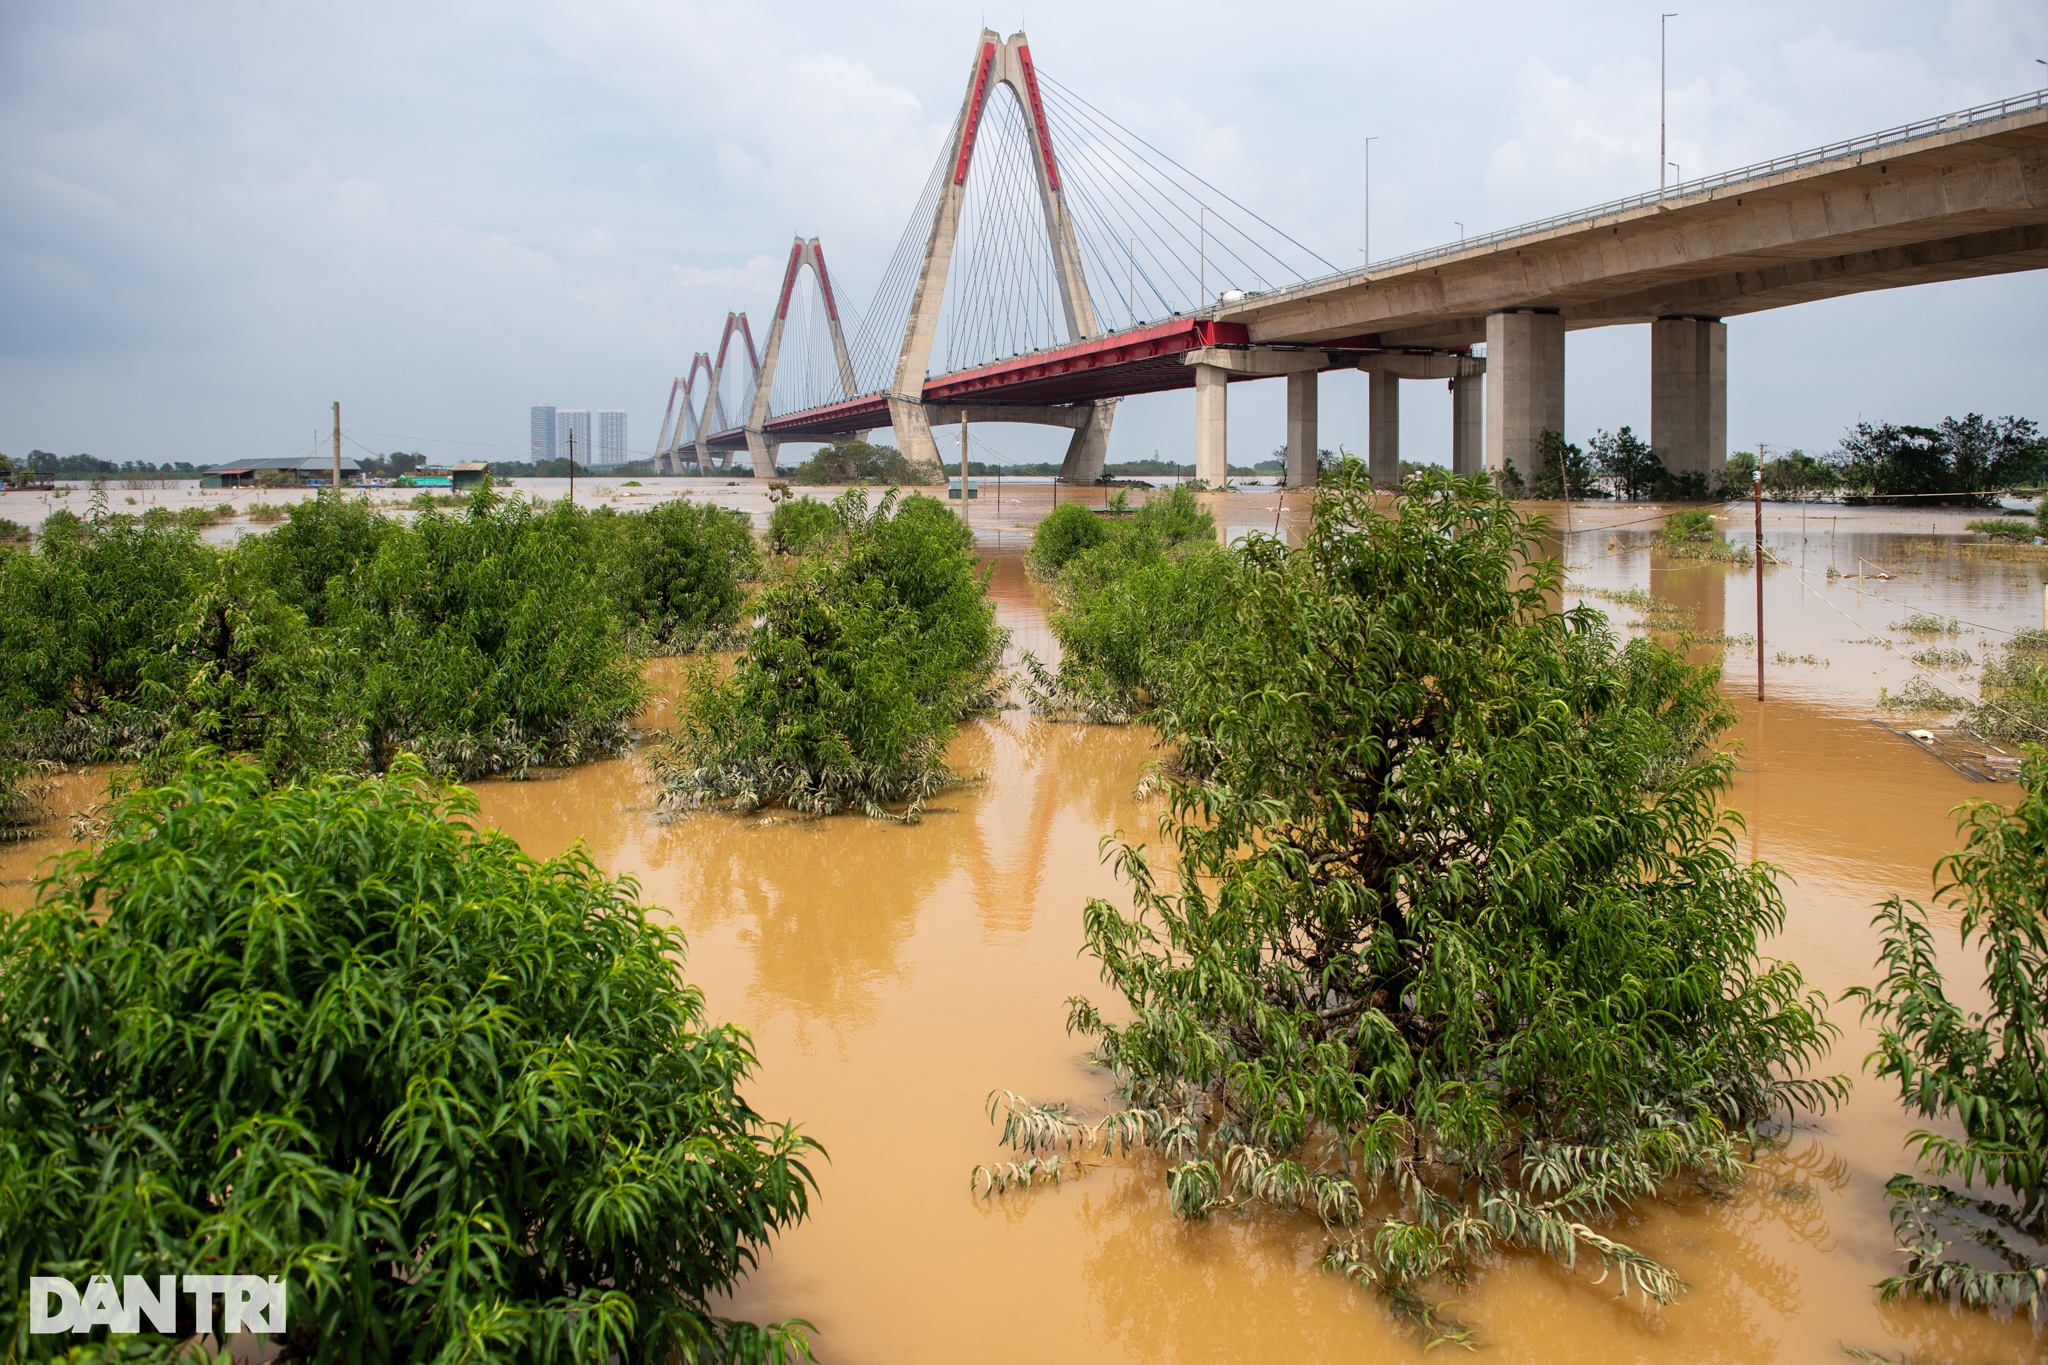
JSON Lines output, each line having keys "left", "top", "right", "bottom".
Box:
{"left": 1285, "top": 371, "right": 1318, "bottom": 488}
{"left": 1369, "top": 371, "right": 1401, "bottom": 486}
{"left": 887, "top": 397, "right": 942, "bottom": 469}
{"left": 745, "top": 430, "right": 780, "bottom": 480}
{"left": 1451, "top": 371, "right": 1484, "bottom": 477}
{"left": 1484, "top": 310, "right": 1564, "bottom": 489}
{"left": 1059, "top": 399, "right": 1116, "bottom": 484}
{"left": 1194, "top": 364, "right": 1228, "bottom": 488}
{"left": 1651, "top": 317, "right": 1726, "bottom": 485}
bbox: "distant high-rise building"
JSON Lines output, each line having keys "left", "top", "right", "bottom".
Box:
{"left": 556, "top": 409, "right": 591, "bottom": 466}
{"left": 529, "top": 405, "right": 556, "bottom": 463}
{"left": 595, "top": 410, "right": 627, "bottom": 467}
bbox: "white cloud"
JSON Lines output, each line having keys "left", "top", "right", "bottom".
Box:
{"left": 0, "top": 0, "right": 2040, "bottom": 465}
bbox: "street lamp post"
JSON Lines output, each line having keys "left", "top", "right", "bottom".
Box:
{"left": 1661, "top": 13, "right": 1679, "bottom": 195}
{"left": 1362, "top": 135, "right": 1378, "bottom": 270}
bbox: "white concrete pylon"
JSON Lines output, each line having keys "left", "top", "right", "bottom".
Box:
{"left": 698, "top": 313, "right": 760, "bottom": 473}
{"left": 653, "top": 377, "right": 686, "bottom": 477}
{"left": 889, "top": 29, "right": 1109, "bottom": 468}
{"left": 748, "top": 237, "right": 863, "bottom": 479}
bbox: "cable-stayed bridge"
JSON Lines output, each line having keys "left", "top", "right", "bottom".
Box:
{"left": 653, "top": 29, "right": 2048, "bottom": 488}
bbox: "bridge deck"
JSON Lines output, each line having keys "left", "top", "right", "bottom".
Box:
{"left": 696, "top": 94, "right": 2048, "bottom": 453}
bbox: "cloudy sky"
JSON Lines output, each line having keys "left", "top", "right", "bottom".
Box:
{"left": 2, "top": 0, "right": 2044, "bottom": 469}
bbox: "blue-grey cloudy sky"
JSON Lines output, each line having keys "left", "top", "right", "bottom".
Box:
{"left": 2, "top": 0, "right": 2044, "bottom": 469}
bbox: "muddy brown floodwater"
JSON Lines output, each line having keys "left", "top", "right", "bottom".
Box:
{"left": 3, "top": 490, "right": 2045, "bottom": 1361}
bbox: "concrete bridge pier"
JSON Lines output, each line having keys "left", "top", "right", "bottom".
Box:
{"left": 1355, "top": 352, "right": 1485, "bottom": 485}
{"left": 1483, "top": 310, "right": 1564, "bottom": 487}
{"left": 1368, "top": 371, "right": 1400, "bottom": 487}
{"left": 1194, "top": 364, "right": 1229, "bottom": 487}
{"left": 1285, "top": 371, "right": 1318, "bottom": 488}
{"left": 1451, "top": 371, "right": 1484, "bottom": 476}
{"left": 1060, "top": 399, "right": 1116, "bottom": 485}
{"left": 1651, "top": 317, "right": 1727, "bottom": 484}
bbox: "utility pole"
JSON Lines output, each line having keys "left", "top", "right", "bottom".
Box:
{"left": 331, "top": 402, "right": 341, "bottom": 493}
{"left": 959, "top": 412, "right": 970, "bottom": 525}
{"left": 1661, "top": 13, "right": 1678, "bottom": 196}
{"left": 1754, "top": 465, "right": 1765, "bottom": 702}
{"left": 568, "top": 428, "right": 576, "bottom": 505}
{"left": 1362, "top": 136, "right": 1378, "bottom": 270}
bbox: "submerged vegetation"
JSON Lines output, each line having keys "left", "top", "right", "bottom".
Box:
{"left": 650, "top": 488, "right": 1005, "bottom": 819}
{"left": 766, "top": 495, "right": 839, "bottom": 555}
{"left": 599, "top": 498, "right": 758, "bottom": 652}
{"left": 1023, "top": 486, "right": 1236, "bottom": 722}
{"left": 0, "top": 756, "right": 817, "bottom": 1360}
{"left": 0, "top": 486, "right": 766, "bottom": 796}
{"left": 1849, "top": 757, "right": 2048, "bottom": 1324}
{"left": 985, "top": 466, "right": 1845, "bottom": 1340}
{"left": 1661, "top": 507, "right": 1758, "bottom": 562}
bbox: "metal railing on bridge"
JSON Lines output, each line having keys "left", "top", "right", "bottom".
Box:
{"left": 1243, "top": 86, "right": 2048, "bottom": 309}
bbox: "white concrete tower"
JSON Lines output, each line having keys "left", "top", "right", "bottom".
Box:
{"left": 888, "top": 30, "right": 1115, "bottom": 480}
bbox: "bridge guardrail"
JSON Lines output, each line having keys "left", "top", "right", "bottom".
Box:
{"left": 1246, "top": 86, "right": 2048, "bottom": 307}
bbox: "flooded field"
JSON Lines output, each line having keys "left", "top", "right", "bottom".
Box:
{"left": 5, "top": 490, "right": 2045, "bottom": 1362}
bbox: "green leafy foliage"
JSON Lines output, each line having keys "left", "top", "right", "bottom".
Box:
{"left": 1847, "top": 757, "right": 2048, "bottom": 1323}
{"left": 1947, "top": 628, "right": 2048, "bottom": 743}
{"left": 0, "top": 490, "right": 692, "bottom": 785}
{"left": 766, "top": 497, "right": 839, "bottom": 556}
{"left": 1660, "top": 507, "right": 1756, "bottom": 563}
{"left": 788, "top": 438, "right": 939, "bottom": 487}
{"left": 992, "top": 466, "right": 1845, "bottom": 1339}
{"left": 1760, "top": 449, "right": 1841, "bottom": 500}
{"left": 331, "top": 491, "right": 645, "bottom": 779}
{"left": 1527, "top": 428, "right": 1600, "bottom": 500}
{"left": 599, "top": 499, "right": 759, "bottom": 652}
{"left": 1025, "top": 487, "right": 1233, "bottom": 723}
{"left": 1587, "top": 426, "right": 1664, "bottom": 500}
{"left": 1832, "top": 416, "right": 2046, "bottom": 503}
{"left": 650, "top": 489, "right": 1005, "bottom": 819}
{"left": 1965, "top": 517, "right": 2035, "bottom": 541}
{"left": 1026, "top": 503, "right": 1109, "bottom": 578}
{"left": 0, "top": 757, "right": 817, "bottom": 1362}
{"left": 0, "top": 501, "right": 213, "bottom": 763}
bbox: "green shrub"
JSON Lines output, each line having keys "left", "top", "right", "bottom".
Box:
{"left": 789, "top": 438, "right": 938, "bottom": 486}
{"left": 1849, "top": 756, "right": 2048, "bottom": 1322}
{"left": 240, "top": 493, "right": 395, "bottom": 628}
{"left": 0, "top": 757, "right": 817, "bottom": 1360}
{"left": 140, "top": 556, "right": 363, "bottom": 783}
{"left": 1124, "top": 484, "right": 1214, "bottom": 548}
{"left": 1025, "top": 485, "right": 1227, "bottom": 721}
{"left": 651, "top": 488, "right": 1004, "bottom": 819}
{"left": 1027, "top": 503, "right": 1108, "bottom": 577}
{"left": 1953, "top": 628, "right": 2048, "bottom": 743}
{"left": 340, "top": 492, "right": 644, "bottom": 779}
{"left": 603, "top": 499, "right": 758, "bottom": 652}
{"left": 984, "top": 466, "right": 1843, "bottom": 1342}
{"left": 0, "top": 518, "right": 27, "bottom": 544}
{"left": 0, "top": 506, "right": 213, "bottom": 762}
{"left": 766, "top": 497, "right": 838, "bottom": 555}
{"left": 1967, "top": 517, "right": 2034, "bottom": 540}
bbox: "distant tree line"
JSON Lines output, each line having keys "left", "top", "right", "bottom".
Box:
{"left": 1517, "top": 414, "right": 2046, "bottom": 502}
{"left": 11, "top": 451, "right": 205, "bottom": 479}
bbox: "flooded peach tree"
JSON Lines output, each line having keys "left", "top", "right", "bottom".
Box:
{"left": 984, "top": 467, "right": 1850, "bottom": 1343}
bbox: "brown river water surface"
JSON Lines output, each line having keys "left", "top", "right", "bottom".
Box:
{"left": 4, "top": 491, "right": 2045, "bottom": 1361}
